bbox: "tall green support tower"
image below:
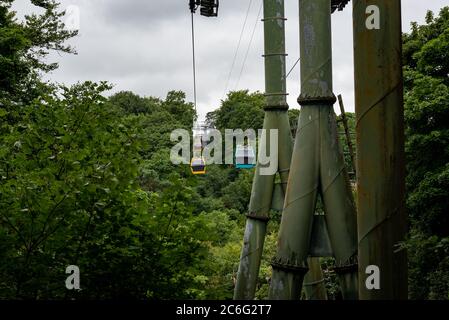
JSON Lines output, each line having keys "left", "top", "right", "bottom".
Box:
{"left": 268, "top": 0, "right": 358, "bottom": 300}
{"left": 233, "top": 0, "right": 293, "bottom": 299}
{"left": 234, "top": 0, "right": 329, "bottom": 300}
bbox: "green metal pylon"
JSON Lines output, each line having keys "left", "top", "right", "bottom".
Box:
{"left": 268, "top": 0, "right": 358, "bottom": 300}
{"left": 234, "top": 0, "right": 328, "bottom": 300}
{"left": 233, "top": 0, "right": 292, "bottom": 299}
{"left": 303, "top": 258, "right": 328, "bottom": 300}
{"left": 353, "top": 0, "right": 407, "bottom": 299}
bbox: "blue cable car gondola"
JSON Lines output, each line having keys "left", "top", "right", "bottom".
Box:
{"left": 235, "top": 145, "right": 255, "bottom": 169}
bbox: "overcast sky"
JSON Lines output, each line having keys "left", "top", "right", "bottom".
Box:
{"left": 12, "top": 0, "right": 449, "bottom": 119}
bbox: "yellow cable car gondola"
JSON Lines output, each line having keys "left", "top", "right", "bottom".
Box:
{"left": 190, "top": 157, "right": 206, "bottom": 175}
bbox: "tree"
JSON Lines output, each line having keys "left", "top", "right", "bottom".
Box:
{"left": 288, "top": 108, "right": 300, "bottom": 133}
{"left": 109, "top": 91, "right": 160, "bottom": 115}
{"left": 0, "top": 82, "right": 148, "bottom": 298}
{"left": 206, "top": 90, "right": 264, "bottom": 131}
{"left": 0, "top": 0, "right": 77, "bottom": 104}
{"left": 402, "top": 6, "right": 449, "bottom": 299}
{"left": 1, "top": 0, "right": 251, "bottom": 300}
{"left": 163, "top": 91, "right": 196, "bottom": 128}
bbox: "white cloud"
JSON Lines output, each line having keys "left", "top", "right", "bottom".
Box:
{"left": 11, "top": 0, "right": 449, "bottom": 118}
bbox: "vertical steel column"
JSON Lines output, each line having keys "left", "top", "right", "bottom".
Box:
{"left": 233, "top": 0, "right": 292, "bottom": 299}
{"left": 353, "top": 0, "right": 407, "bottom": 299}
{"left": 269, "top": 0, "right": 358, "bottom": 300}
{"left": 269, "top": 0, "right": 332, "bottom": 300}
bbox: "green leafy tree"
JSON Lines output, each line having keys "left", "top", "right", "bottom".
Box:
{"left": 221, "top": 170, "right": 253, "bottom": 215}
{"left": 0, "top": 82, "right": 148, "bottom": 298}
{"left": 163, "top": 90, "right": 196, "bottom": 128}
{"left": 402, "top": 7, "right": 449, "bottom": 299}
{"left": 0, "top": 0, "right": 77, "bottom": 104}
{"left": 206, "top": 90, "right": 264, "bottom": 131}
{"left": 109, "top": 91, "right": 160, "bottom": 115}
{"left": 288, "top": 108, "right": 300, "bottom": 133}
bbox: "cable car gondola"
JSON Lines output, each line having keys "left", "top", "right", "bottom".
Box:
{"left": 235, "top": 145, "right": 255, "bottom": 169}
{"left": 188, "top": 0, "right": 217, "bottom": 176}
{"left": 190, "top": 157, "right": 206, "bottom": 175}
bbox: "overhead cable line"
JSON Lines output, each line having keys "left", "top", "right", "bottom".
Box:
{"left": 222, "top": 0, "right": 253, "bottom": 100}
{"left": 235, "top": 0, "right": 263, "bottom": 90}
{"left": 190, "top": 11, "right": 197, "bottom": 111}
{"left": 285, "top": 57, "right": 300, "bottom": 79}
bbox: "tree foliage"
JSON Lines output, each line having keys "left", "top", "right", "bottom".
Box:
{"left": 402, "top": 6, "right": 449, "bottom": 299}
{"left": 0, "top": 0, "right": 77, "bottom": 103}
{"left": 206, "top": 90, "right": 265, "bottom": 131}
{"left": 1, "top": 0, "right": 448, "bottom": 300}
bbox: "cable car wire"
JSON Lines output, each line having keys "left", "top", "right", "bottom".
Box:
{"left": 285, "top": 57, "right": 300, "bottom": 79}
{"left": 235, "top": 0, "right": 263, "bottom": 90}
{"left": 190, "top": 11, "right": 197, "bottom": 111}
{"left": 222, "top": 0, "right": 253, "bottom": 100}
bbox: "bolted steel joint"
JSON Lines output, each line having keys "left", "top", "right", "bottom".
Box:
{"left": 334, "top": 263, "right": 358, "bottom": 275}
{"left": 333, "top": 254, "right": 358, "bottom": 274}
{"left": 245, "top": 212, "right": 270, "bottom": 222}
{"left": 297, "top": 94, "right": 337, "bottom": 106}
{"left": 271, "top": 257, "right": 309, "bottom": 274}
{"left": 263, "top": 102, "right": 289, "bottom": 111}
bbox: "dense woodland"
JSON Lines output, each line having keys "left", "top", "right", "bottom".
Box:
{"left": 0, "top": 1, "right": 448, "bottom": 299}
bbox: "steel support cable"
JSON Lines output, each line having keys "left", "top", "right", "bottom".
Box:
{"left": 283, "top": 183, "right": 320, "bottom": 210}
{"left": 358, "top": 205, "right": 401, "bottom": 247}
{"left": 355, "top": 83, "right": 401, "bottom": 129}
{"left": 222, "top": 0, "right": 253, "bottom": 99}
{"left": 285, "top": 57, "right": 301, "bottom": 79}
{"left": 239, "top": 244, "right": 263, "bottom": 261}
{"left": 321, "top": 165, "right": 347, "bottom": 194}
{"left": 295, "top": 115, "right": 320, "bottom": 133}
{"left": 235, "top": 0, "right": 263, "bottom": 90}
{"left": 190, "top": 12, "right": 197, "bottom": 111}
{"left": 245, "top": 112, "right": 262, "bottom": 130}
{"left": 299, "top": 56, "right": 332, "bottom": 90}
{"left": 280, "top": 115, "right": 320, "bottom": 209}
{"left": 320, "top": 165, "right": 358, "bottom": 264}
{"left": 242, "top": 114, "right": 277, "bottom": 216}
{"left": 319, "top": 104, "right": 358, "bottom": 264}
{"left": 354, "top": 83, "right": 403, "bottom": 253}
